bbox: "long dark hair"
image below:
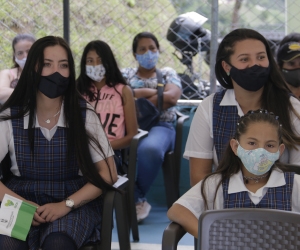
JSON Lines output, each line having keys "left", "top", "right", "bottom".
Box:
{"left": 215, "top": 28, "right": 300, "bottom": 150}
{"left": 0, "top": 36, "right": 114, "bottom": 191}
{"left": 201, "top": 109, "right": 287, "bottom": 209}
{"left": 12, "top": 33, "right": 36, "bottom": 68}
{"left": 77, "top": 40, "right": 127, "bottom": 103}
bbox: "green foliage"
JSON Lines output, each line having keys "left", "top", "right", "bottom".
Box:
{"left": 0, "top": 0, "right": 190, "bottom": 76}
{"left": 0, "top": 0, "right": 288, "bottom": 82}
{"left": 170, "top": 0, "right": 286, "bottom": 38}
{"left": 127, "top": 0, "right": 136, "bottom": 7}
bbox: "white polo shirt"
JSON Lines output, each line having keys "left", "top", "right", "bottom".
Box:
{"left": 183, "top": 89, "right": 300, "bottom": 167}
{"left": 175, "top": 168, "right": 300, "bottom": 219}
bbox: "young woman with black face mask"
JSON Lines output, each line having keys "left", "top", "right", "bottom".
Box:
{"left": 276, "top": 32, "right": 300, "bottom": 99}
{"left": 0, "top": 36, "right": 117, "bottom": 250}
{"left": 184, "top": 28, "right": 300, "bottom": 187}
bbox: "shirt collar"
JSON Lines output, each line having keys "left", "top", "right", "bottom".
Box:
{"left": 219, "top": 89, "right": 244, "bottom": 116}
{"left": 23, "top": 103, "right": 66, "bottom": 129}
{"left": 228, "top": 168, "right": 286, "bottom": 194}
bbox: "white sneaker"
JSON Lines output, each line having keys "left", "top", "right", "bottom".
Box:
{"left": 136, "top": 201, "right": 151, "bottom": 222}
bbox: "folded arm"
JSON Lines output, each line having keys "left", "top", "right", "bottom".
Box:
{"left": 147, "top": 83, "right": 182, "bottom": 110}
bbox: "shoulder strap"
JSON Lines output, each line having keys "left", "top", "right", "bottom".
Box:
{"left": 156, "top": 69, "right": 164, "bottom": 112}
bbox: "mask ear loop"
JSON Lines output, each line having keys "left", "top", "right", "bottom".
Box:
{"left": 235, "top": 121, "right": 239, "bottom": 145}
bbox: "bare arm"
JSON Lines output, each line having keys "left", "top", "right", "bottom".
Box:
{"left": 190, "top": 158, "right": 213, "bottom": 186}
{"left": 133, "top": 88, "right": 156, "bottom": 99}
{"left": 37, "top": 156, "right": 118, "bottom": 222}
{"left": 65, "top": 156, "right": 118, "bottom": 207}
{"left": 0, "top": 69, "right": 15, "bottom": 104}
{"left": 147, "top": 83, "right": 182, "bottom": 110}
{"left": 167, "top": 203, "right": 199, "bottom": 238}
{"left": 65, "top": 156, "right": 117, "bottom": 208}
{"left": 110, "top": 86, "right": 138, "bottom": 150}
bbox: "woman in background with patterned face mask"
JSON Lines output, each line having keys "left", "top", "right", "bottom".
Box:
{"left": 276, "top": 33, "right": 300, "bottom": 99}
{"left": 0, "top": 34, "right": 36, "bottom": 105}
{"left": 77, "top": 40, "right": 138, "bottom": 175}
{"left": 184, "top": 28, "right": 300, "bottom": 187}
{"left": 169, "top": 109, "right": 300, "bottom": 238}
{"left": 121, "top": 32, "right": 182, "bottom": 222}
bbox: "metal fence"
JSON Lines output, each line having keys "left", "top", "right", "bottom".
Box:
{"left": 0, "top": 0, "right": 299, "bottom": 99}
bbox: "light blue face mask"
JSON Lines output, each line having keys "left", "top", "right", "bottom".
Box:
{"left": 136, "top": 50, "right": 159, "bottom": 69}
{"left": 236, "top": 142, "right": 280, "bottom": 176}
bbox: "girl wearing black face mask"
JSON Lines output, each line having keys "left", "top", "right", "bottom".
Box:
{"left": 0, "top": 36, "right": 118, "bottom": 250}
{"left": 276, "top": 33, "right": 300, "bottom": 99}
{"left": 184, "top": 28, "right": 300, "bottom": 187}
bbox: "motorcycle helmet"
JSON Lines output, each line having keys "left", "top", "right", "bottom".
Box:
{"left": 167, "top": 12, "right": 210, "bottom": 59}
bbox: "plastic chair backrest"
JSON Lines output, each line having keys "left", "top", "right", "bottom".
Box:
{"left": 198, "top": 208, "right": 300, "bottom": 250}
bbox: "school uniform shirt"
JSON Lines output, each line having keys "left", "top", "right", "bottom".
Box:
{"left": 183, "top": 89, "right": 300, "bottom": 168}
{"left": 0, "top": 102, "right": 113, "bottom": 177}
{"left": 175, "top": 168, "right": 300, "bottom": 219}
{"left": 121, "top": 67, "right": 182, "bottom": 123}
{"left": 0, "top": 102, "right": 113, "bottom": 249}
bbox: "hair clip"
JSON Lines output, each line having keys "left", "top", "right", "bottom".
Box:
{"left": 275, "top": 116, "right": 279, "bottom": 120}
{"left": 237, "top": 122, "right": 239, "bottom": 126}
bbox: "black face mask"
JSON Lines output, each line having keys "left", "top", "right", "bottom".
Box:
{"left": 38, "top": 72, "right": 70, "bottom": 99}
{"left": 282, "top": 68, "right": 300, "bottom": 87}
{"left": 229, "top": 64, "right": 270, "bottom": 92}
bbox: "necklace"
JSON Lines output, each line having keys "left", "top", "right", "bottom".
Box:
{"left": 243, "top": 172, "right": 269, "bottom": 184}
{"left": 45, "top": 110, "right": 61, "bottom": 124}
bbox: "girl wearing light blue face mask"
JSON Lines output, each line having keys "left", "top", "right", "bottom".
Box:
{"left": 168, "top": 109, "right": 300, "bottom": 239}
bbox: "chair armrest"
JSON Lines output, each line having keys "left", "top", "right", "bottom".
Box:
{"left": 99, "top": 189, "right": 116, "bottom": 250}
{"left": 173, "top": 111, "right": 189, "bottom": 184}
{"left": 175, "top": 110, "right": 189, "bottom": 142}
{"left": 162, "top": 222, "right": 187, "bottom": 250}
{"left": 127, "top": 129, "right": 148, "bottom": 180}
{"left": 283, "top": 164, "right": 300, "bottom": 174}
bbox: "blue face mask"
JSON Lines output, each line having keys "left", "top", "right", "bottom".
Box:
{"left": 236, "top": 142, "right": 280, "bottom": 176}
{"left": 136, "top": 50, "right": 159, "bottom": 69}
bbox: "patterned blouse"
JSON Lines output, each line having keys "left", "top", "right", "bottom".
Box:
{"left": 121, "top": 67, "right": 182, "bottom": 123}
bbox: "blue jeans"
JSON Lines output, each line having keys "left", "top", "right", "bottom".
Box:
{"left": 134, "top": 122, "right": 176, "bottom": 203}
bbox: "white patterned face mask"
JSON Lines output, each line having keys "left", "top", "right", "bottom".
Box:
{"left": 15, "top": 57, "right": 27, "bottom": 69}
{"left": 236, "top": 141, "right": 280, "bottom": 176}
{"left": 86, "top": 64, "right": 106, "bottom": 82}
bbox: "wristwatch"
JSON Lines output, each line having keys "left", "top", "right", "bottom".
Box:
{"left": 65, "top": 198, "right": 75, "bottom": 210}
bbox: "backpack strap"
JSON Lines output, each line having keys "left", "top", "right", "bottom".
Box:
{"left": 156, "top": 69, "right": 164, "bottom": 112}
